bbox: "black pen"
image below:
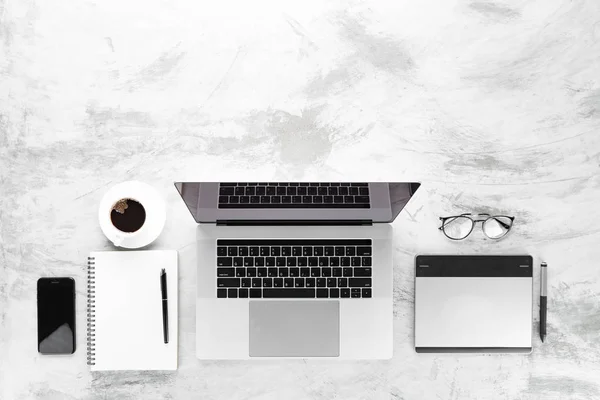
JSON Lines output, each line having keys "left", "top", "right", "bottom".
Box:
{"left": 160, "top": 268, "right": 169, "bottom": 344}
{"left": 540, "top": 262, "right": 547, "bottom": 342}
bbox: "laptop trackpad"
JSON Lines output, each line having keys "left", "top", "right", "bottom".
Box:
{"left": 249, "top": 301, "right": 340, "bottom": 357}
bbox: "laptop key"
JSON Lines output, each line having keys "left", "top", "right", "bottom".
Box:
{"left": 317, "top": 278, "right": 326, "bottom": 287}
{"left": 255, "top": 257, "right": 265, "bottom": 267}
{"left": 235, "top": 268, "right": 245, "bottom": 277}
{"left": 324, "top": 247, "right": 334, "bottom": 256}
{"left": 306, "top": 278, "right": 316, "bottom": 288}
{"left": 239, "top": 288, "right": 249, "bottom": 298}
{"left": 343, "top": 268, "right": 353, "bottom": 277}
{"left": 351, "top": 288, "right": 361, "bottom": 298}
{"left": 295, "top": 278, "right": 305, "bottom": 287}
{"left": 250, "top": 289, "right": 261, "bottom": 298}
{"left": 297, "top": 257, "right": 308, "bottom": 266}
{"left": 284, "top": 278, "right": 294, "bottom": 287}
{"left": 287, "top": 257, "right": 296, "bottom": 267}
{"left": 278, "top": 268, "right": 288, "bottom": 277}
{"left": 345, "top": 247, "right": 355, "bottom": 256}
{"left": 271, "top": 247, "right": 280, "bottom": 256}
{"left": 228, "top": 247, "right": 237, "bottom": 257}
{"left": 260, "top": 247, "right": 269, "bottom": 256}
{"left": 290, "top": 268, "right": 300, "bottom": 277}
{"left": 276, "top": 257, "right": 286, "bottom": 267}
{"left": 263, "top": 278, "right": 272, "bottom": 288}
{"left": 362, "top": 257, "right": 372, "bottom": 267}
{"left": 274, "top": 278, "right": 283, "bottom": 288}
{"left": 333, "top": 268, "right": 343, "bottom": 277}
{"left": 250, "top": 247, "right": 259, "bottom": 256}
{"left": 319, "top": 257, "right": 328, "bottom": 267}
{"left": 310, "top": 268, "right": 320, "bottom": 277}
{"left": 354, "top": 268, "right": 372, "bottom": 277}
{"left": 217, "top": 258, "right": 233, "bottom": 267}
{"left": 316, "top": 288, "right": 328, "bottom": 298}
{"left": 300, "top": 268, "right": 310, "bottom": 277}
{"left": 341, "top": 288, "right": 350, "bottom": 298}
{"left": 355, "top": 196, "right": 369, "bottom": 204}
{"left": 341, "top": 257, "right": 351, "bottom": 266}
{"left": 308, "top": 257, "right": 318, "bottom": 266}
{"left": 244, "top": 257, "right": 253, "bottom": 267}
{"left": 330, "top": 257, "right": 340, "bottom": 267}
{"left": 235, "top": 187, "right": 244, "bottom": 195}
{"left": 247, "top": 268, "right": 257, "bottom": 277}
{"left": 257, "top": 268, "right": 267, "bottom": 277}
{"left": 327, "top": 278, "right": 337, "bottom": 287}
{"left": 263, "top": 289, "right": 315, "bottom": 298}
{"left": 217, "top": 278, "right": 240, "bottom": 288}
{"left": 349, "top": 278, "right": 371, "bottom": 287}
{"left": 233, "top": 257, "right": 243, "bottom": 267}
{"left": 220, "top": 187, "right": 234, "bottom": 196}
{"left": 266, "top": 257, "right": 275, "bottom": 266}
{"left": 217, "top": 247, "right": 227, "bottom": 256}
{"left": 239, "top": 247, "right": 249, "bottom": 256}
{"left": 357, "top": 247, "right": 372, "bottom": 256}
{"left": 292, "top": 246, "right": 302, "bottom": 256}
{"left": 362, "top": 288, "right": 372, "bottom": 298}
{"left": 314, "top": 247, "right": 324, "bottom": 256}
{"left": 282, "top": 247, "right": 291, "bottom": 256}
{"left": 228, "top": 289, "right": 238, "bottom": 298}
{"left": 268, "top": 268, "right": 277, "bottom": 277}
{"left": 330, "top": 288, "right": 340, "bottom": 298}
{"left": 241, "top": 278, "right": 251, "bottom": 287}
{"left": 351, "top": 257, "right": 361, "bottom": 267}
{"left": 252, "top": 278, "right": 261, "bottom": 288}
{"left": 338, "top": 278, "right": 348, "bottom": 287}
{"left": 335, "top": 246, "right": 344, "bottom": 256}
{"left": 321, "top": 268, "right": 332, "bottom": 277}
{"left": 217, "top": 289, "right": 227, "bottom": 298}
{"left": 303, "top": 247, "right": 312, "bottom": 256}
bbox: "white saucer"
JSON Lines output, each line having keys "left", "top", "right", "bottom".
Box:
{"left": 98, "top": 181, "right": 166, "bottom": 249}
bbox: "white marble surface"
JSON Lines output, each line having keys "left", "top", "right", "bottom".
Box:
{"left": 1, "top": 0, "right": 600, "bottom": 398}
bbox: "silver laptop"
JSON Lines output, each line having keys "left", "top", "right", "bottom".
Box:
{"left": 175, "top": 182, "right": 420, "bottom": 359}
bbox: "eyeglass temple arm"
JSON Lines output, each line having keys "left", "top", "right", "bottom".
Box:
{"left": 492, "top": 216, "right": 514, "bottom": 230}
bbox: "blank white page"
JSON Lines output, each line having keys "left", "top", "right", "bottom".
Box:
{"left": 90, "top": 250, "right": 178, "bottom": 371}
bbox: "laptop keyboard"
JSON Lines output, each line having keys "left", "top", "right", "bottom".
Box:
{"left": 218, "top": 183, "right": 370, "bottom": 208}
{"left": 216, "top": 239, "right": 373, "bottom": 299}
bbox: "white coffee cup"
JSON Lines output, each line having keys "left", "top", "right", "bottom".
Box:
{"left": 98, "top": 181, "right": 166, "bottom": 249}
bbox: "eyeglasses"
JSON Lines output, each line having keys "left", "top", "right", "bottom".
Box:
{"left": 439, "top": 213, "right": 515, "bottom": 240}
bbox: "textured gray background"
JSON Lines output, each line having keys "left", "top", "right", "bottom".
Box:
{"left": 1, "top": 0, "right": 600, "bottom": 398}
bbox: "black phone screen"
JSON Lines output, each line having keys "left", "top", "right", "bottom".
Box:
{"left": 37, "top": 278, "right": 76, "bottom": 354}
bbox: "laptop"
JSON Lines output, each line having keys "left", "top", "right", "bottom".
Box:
{"left": 175, "top": 182, "right": 420, "bottom": 359}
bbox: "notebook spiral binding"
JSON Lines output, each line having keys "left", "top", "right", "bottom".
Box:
{"left": 87, "top": 256, "right": 96, "bottom": 366}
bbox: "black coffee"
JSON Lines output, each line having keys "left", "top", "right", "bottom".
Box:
{"left": 110, "top": 199, "right": 146, "bottom": 233}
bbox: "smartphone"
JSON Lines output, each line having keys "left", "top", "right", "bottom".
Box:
{"left": 37, "top": 277, "right": 76, "bottom": 354}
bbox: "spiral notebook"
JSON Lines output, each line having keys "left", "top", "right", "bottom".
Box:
{"left": 87, "top": 250, "right": 178, "bottom": 370}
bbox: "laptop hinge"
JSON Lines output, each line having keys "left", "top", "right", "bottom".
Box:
{"left": 216, "top": 219, "right": 373, "bottom": 226}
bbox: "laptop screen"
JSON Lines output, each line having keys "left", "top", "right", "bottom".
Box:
{"left": 175, "top": 182, "right": 420, "bottom": 223}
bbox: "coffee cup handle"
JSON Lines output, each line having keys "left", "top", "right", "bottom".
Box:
{"left": 112, "top": 234, "right": 125, "bottom": 247}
